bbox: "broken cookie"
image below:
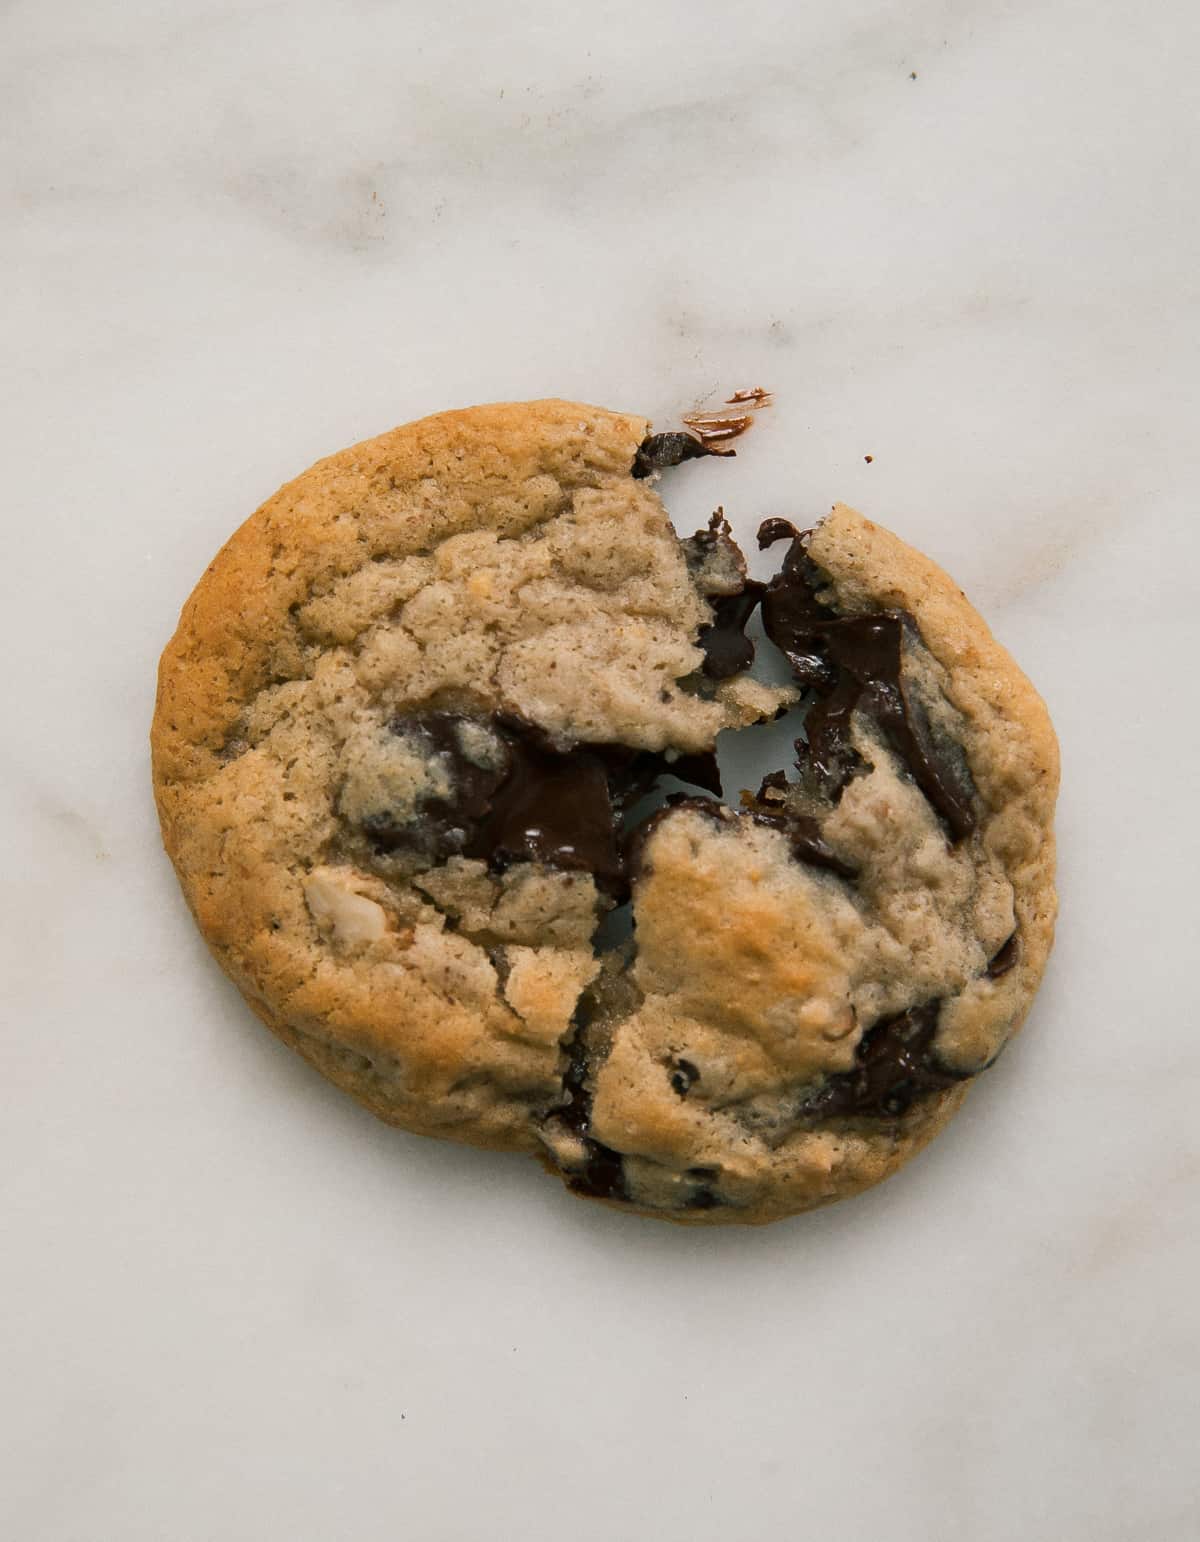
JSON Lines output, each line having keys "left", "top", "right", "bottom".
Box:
{"left": 152, "top": 399, "right": 1058, "bottom": 1224}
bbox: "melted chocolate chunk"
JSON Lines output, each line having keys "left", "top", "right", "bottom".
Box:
{"left": 698, "top": 584, "right": 766, "bottom": 679}
{"left": 801, "top": 1000, "right": 970, "bottom": 1119}
{"left": 757, "top": 521, "right": 978, "bottom": 840}
{"left": 632, "top": 392, "right": 770, "bottom": 479}
{"left": 670, "top": 1057, "right": 700, "bottom": 1097}
{"left": 556, "top": 990, "right": 628, "bottom": 1202}
{"left": 986, "top": 932, "right": 1019, "bottom": 979}
{"left": 363, "top": 713, "right": 722, "bottom": 897}
{"left": 458, "top": 720, "right": 625, "bottom": 880}
{"left": 631, "top": 432, "right": 714, "bottom": 479}
{"left": 682, "top": 510, "right": 767, "bottom": 679}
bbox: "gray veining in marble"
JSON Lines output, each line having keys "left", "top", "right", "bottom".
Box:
{"left": 2, "top": 2, "right": 1198, "bottom": 1538}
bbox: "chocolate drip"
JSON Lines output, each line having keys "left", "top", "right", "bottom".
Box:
{"left": 802, "top": 1000, "right": 969, "bottom": 1119}
{"left": 757, "top": 520, "right": 978, "bottom": 840}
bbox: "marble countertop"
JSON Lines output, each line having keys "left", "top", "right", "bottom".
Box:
{"left": 4, "top": 2, "right": 1197, "bottom": 1538}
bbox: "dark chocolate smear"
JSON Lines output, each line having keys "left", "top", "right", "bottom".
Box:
{"left": 801, "top": 1000, "right": 970, "bottom": 1120}
{"left": 363, "top": 712, "right": 722, "bottom": 898}
{"left": 757, "top": 520, "right": 978, "bottom": 841}
{"left": 986, "top": 932, "right": 1019, "bottom": 979}
{"left": 631, "top": 432, "right": 715, "bottom": 479}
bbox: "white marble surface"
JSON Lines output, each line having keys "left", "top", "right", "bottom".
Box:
{"left": 3, "top": 1, "right": 1198, "bottom": 1537}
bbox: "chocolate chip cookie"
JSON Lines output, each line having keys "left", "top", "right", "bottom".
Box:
{"left": 152, "top": 399, "right": 1058, "bottom": 1224}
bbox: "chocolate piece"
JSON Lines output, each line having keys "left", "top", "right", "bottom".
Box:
{"left": 631, "top": 433, "right": 713, "bottom": 479}
{"left": 757, "top": 521, "right": 978, "bottom": 840}
{"left": 363, "top": 712, "right": 722, "bottom": 896}
{"left": 632, "top": 390, "right": 771, "bottom": 479}
{"left": 555, "top": 990, "right": 628, "bottom": 1202}
{"left": 472, "top": 745, "right": 621, "bottom": 883}
{"left": 670, "top": 1058, "right": 700, "bottom": 1097}
{"left": 682, "top": 511, "right": 766, "bottom": 679}
{"left": 681, "top": 410, "right": 754, "bottom": 447}
{"left": 986, "top": 933, "right": 1019, "bottom": 979}
{"left": 697, "top": 583, "right": 766, "bottom": 679}
{"left": 801, "top": 1000, "right": 970, "bottom": 1119}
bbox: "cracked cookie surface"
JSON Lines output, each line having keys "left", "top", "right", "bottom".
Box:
{"left": 152, "top": 399, "right": 1058, "bottom": 1224}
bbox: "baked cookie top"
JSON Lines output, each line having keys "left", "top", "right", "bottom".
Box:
{"left": 152, "top": 399, "right": 1058, "bottom": 1224}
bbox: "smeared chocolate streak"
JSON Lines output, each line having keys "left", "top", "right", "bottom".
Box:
{"left": 757, "top": 519, "right": 978, "bottom": 840}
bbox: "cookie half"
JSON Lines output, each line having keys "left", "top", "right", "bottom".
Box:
{"left": 152, "top": 399, "right": 1058, "bottom": 1224}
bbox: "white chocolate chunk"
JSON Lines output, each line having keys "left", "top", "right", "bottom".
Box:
{"left": 304, "top": 867, "right": 389, "bottom": 947}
